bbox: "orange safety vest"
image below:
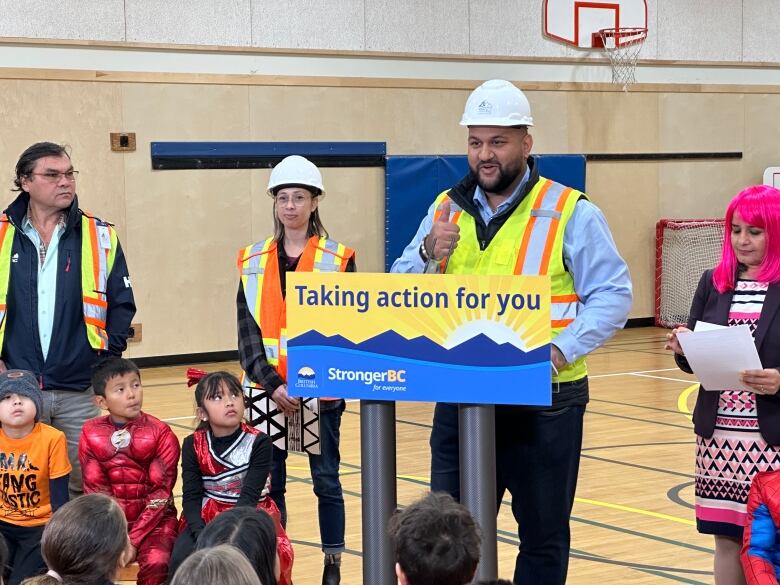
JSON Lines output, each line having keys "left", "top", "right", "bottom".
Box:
{"left": 238, "top": 235, "right": 355, "bottom": 382}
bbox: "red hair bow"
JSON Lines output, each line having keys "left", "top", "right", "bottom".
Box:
{"left": 186, "top": 368, "right": 208, "bottom": 387}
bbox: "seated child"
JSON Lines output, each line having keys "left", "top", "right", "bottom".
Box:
{"left": 388, "top": 491, "right": 481, "bottom": 585}
{"left": 78, "top": 358, "right": 180, "bottom": 585}
{"left": 0, "top": 370, "right": 70, "bottom": 585}
{"left": 170, "top": 544, "right": 261, "bottom": 585}
{"left": 20, "top": 493, "right": 130, "bottom": 585}
{"left": 742, "top": 469, "right": 780, "bottom": 585}
{"left": 196, "top": 506, "right": 293, "bottom": 585}
{"left": 168, "top": 370, "right": 292, "bottom": 584}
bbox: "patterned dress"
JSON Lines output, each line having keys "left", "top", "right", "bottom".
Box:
{"left": 695, "top": 280, "right": 780, "bottom": 538}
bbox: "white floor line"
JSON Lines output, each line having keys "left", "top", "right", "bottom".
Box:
{"left": 628, "top": 372, "right": 697, "bottom": 384}
{"left": 589, "top": 367, "right": 680, "bottom": 379}
{"left": 162, "top": 415, "right": 196, "bottom": 421}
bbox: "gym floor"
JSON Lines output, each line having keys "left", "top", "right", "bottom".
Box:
{"left": 135, "top": 326, "right": 711, "bottom": 584}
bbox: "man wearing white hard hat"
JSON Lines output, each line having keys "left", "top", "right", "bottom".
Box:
{"left": 237, "top": 155, "right": 355, "bottom": 585}
{"left": 392, "top": 80, "right": 632, "bottom": 583}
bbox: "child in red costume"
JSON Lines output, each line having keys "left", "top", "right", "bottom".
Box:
{"left": 78, "top": 358, "right": 180, "bottom": 585}
{"left": 742, "top": 470, "right": 780, "bottom": 584}
{"left": 168, "top": 370, "right": 293, "bottom": 585}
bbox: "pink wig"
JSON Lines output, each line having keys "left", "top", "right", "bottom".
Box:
{"left": 712, "top": 185, "right": 780, "bottom": 292}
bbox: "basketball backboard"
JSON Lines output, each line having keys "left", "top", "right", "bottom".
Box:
{"left": 764, "top": 167, "right": 780, "bottom": 189}
{"left": 543, "top": 0, "right": 648, "bottom": 48}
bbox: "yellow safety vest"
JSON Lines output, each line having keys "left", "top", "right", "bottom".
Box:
{"left": 0, "top": 211, "right": 118, "bottom": 352}
{"left": 434, "top": 176, "right": 587, "bottom": 383}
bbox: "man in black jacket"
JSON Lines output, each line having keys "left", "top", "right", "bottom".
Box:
{"left": 0, "top": 142, "right": 136, "bottom": 498}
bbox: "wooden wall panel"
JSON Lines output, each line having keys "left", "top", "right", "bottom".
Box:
{"left": 0, "top": 77, "right": 774, "bottom": 356}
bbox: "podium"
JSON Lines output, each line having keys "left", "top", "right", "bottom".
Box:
{"left": 287, "top": 273, "right": 553, "bottom": 583}
{"left": 359, "top": 402, "right": 496, "bottom": 583}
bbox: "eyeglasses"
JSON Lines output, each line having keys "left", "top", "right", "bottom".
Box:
{"left": 275, "top": 194, "right": 311, "bottom": 207}
{"left": 30, "top": 171, "right": 79, "bottom": 182}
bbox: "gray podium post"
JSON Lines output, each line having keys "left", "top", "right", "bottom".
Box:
{"left": 459, "top": 403, "right": 498, "bottom": 582}
{"left": 361, "top": 400, "right": 397, "bottom": 585}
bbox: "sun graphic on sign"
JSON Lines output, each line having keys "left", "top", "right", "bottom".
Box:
{"left": 285, "top": 272, "right": 551, "bottom": 350}
{"left": 382, "top": 275, "right": 551, "bottom": 351}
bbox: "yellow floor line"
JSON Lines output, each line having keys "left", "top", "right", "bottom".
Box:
{"left": 677, "top": 383, "right": 699, "bottom": 419}
{"left": 397, "top": 474, "right": 431, "bottom": 482}
{"left": 575, "top": 496, "right": 695, "bottom": 526}
{"left": 392, "top": 476, "right": 696, "bottom": 527}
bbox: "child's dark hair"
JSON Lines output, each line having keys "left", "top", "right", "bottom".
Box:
{"left": 91, "top": 357, "right": 140, "bottom": 397}
{"left": 388, "top": 491, "right": 481, "bottom": 585}
{"left": 22, "top": 494, "right": 128, "bottom": 585}
{"left": 193, "top": 371, "right": 244, "bottom": 430}
{"left": 196, "top": 507, "right": 278, "bottom": 585}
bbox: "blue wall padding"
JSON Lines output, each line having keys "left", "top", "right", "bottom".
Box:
{"left": 384, "top": 154, "right": 586, "bottom": 270}
{"left": 151, "top": 141, "right": 386, "bottom": 158}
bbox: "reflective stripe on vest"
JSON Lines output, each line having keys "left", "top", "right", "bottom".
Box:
{"left": 313, "top": 239, "right": 347, "bottom": 272}
{"left": 434, "top": 177, "right": 587, "bottom": 383}
{"left": 514, "top": 181, "right": 574, "bottom": 276}
{"left": 240, "top": 238, "right": 277, "bottom": 365}
{"left": 81, "top": 213, "right": 118, "bottom": 350}
{"left": 238, "top": 235, "right": 354, "bottom": 383}
{"left": 550, "top": 293, "right": 579, "bottom": 329}
{"left": 0, "top": 219, "right": 13, "bottom": 340}
{"left": 0, "top": 212, "right": 117, "bottom": 352}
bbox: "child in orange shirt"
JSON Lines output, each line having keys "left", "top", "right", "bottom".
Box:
{"left": 0, "top": 370, "right": 70, "bottom": 585}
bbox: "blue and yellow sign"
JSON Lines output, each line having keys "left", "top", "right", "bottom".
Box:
{"left": 287, "top": 273, "right": 552, "bottom": 405}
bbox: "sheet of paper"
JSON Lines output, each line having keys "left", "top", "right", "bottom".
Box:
{"left": 677, "top": 325, "right": 763, "bottom": 391}
{"left": 693, "top": 321, "right": 727, "bottom": 332}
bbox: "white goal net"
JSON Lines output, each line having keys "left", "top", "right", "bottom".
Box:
{"left": 655, "top": 219, "right": 725, "bottom": 328}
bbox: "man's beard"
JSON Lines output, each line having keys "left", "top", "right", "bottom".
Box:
{"left": 472, "top": 160, "right": 524, "bottom": 195}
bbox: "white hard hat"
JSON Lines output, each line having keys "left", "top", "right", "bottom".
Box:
{"left": 460, "top": 79, "right": 534, "bottom": 127}
{"left": 267, "top": 155, "right": 325, "bottom": 199}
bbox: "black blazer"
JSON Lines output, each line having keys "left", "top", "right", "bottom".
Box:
{"left": 675, "top": 269, "right": 780, "bottom": 445}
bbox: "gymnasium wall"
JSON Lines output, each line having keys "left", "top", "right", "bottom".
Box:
{"left": 0, "top": 1, "right": 778, "bottom": 358}
{"left": 0, "top": 0, "right": 777, "bottom": 62}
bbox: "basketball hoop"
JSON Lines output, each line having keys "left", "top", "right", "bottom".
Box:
{"left": 596, "top": 27, "right": 647, "bottom": 90}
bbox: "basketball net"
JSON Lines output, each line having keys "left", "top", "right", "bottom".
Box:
{"left": 597, "top": 27, "right": 647, "bottom": 90}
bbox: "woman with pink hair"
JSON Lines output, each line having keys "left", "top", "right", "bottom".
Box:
{"left": 666, "top": 185, "right": 780, "bottom": 584}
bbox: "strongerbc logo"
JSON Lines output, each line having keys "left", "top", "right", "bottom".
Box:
{"left": 296, "top": 366, "right": 318, "bottom": 389}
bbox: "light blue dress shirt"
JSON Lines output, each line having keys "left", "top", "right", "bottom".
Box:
{"left": 389, "top": 174, "right": 633, "bottom": 364}
{"left": 22, "top": 216, "right": 65, "bottom": 361}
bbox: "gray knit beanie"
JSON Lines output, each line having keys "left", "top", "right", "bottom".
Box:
{"left": 0, "top": 370, "right": 43, "bottom": 422}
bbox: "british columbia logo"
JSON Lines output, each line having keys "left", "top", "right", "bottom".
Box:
{"left": 296, "top": 366, "right": 318, "bottom": 389}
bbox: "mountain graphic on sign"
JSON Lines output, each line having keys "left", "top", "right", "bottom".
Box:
{"left": 291, "top": 330, "right": 548, "bottom": 367}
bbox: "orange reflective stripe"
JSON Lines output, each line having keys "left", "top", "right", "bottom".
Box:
{"left": 552, "top": 293, "right": 579, "bottom": 303}
{"left": 238, "top": 246, "right": 273, "bottom": 266}
{"left": 84, "top": 316, "right": 107, "bottom": 328}
{"left": 432, "top": 196, "right": 450, "bottom": 222}
{"left": 538, "top": 188, "right": 573, "bottom": 276}
{"left": 84, "top": 296, "right": 109, "bottom": 308}
{"left": 513, "top": 180, "right": 553, "bottom": 275}
{"left": 236, "top": 246, "right": 249, "bottom": 270}
{"left": 88, "top": 220, "right": 101, "bottom": 292}
{"left": 551, "top": 319, "right": 574, "bottom": 328}
{"left": 0, "top": 220, "right": 9, "bottom": 244}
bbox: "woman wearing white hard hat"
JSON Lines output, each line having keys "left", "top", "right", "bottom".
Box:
{"left": 236, "top": 155, "right": 354, "bottom": 585}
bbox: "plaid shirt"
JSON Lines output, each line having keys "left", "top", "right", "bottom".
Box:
{"left": 237, "top": 245, "right": 355, "bottom": 393}
{"left": 23, "top": 211, "right": 66, "bottom": 265}
{"left": 237, "top": 282, "right": 286, "bottom": 392}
